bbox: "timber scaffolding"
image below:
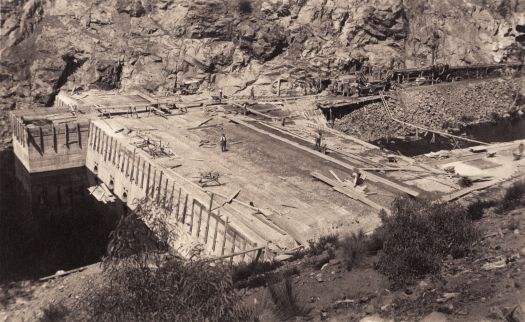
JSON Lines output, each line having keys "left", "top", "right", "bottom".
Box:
{"left": 390, "top": 62, "right": 523, "bottom": 85}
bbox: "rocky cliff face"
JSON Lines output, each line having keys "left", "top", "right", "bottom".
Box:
{"left": 1, "top": 0, "right": 525, "bottom": 113}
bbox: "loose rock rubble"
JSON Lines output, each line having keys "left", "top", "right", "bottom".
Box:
{"left": 335, "top": 78, "right": 524, "bottom": 141}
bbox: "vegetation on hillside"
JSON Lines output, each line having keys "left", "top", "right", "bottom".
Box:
{"left": 376, "top": 197, "right": 479, "bottom": 287}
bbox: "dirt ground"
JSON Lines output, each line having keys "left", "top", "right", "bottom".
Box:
{"left": 243, "top": 180, "right": 525, "bottom": 322}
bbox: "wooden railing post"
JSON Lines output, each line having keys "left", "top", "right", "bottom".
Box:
{"left": 181, "top": 194, "right": 189, "bottom": 224}
{"left": 175, "top": 188, "right": 181, "bottom": 220}
{"left": 212, "top": 211, "right": 220, "bottom": 252}
{"left": 230, "top": 231, "right": 237, "bottom": 264}
{"left": 221, "top": 217, "right": 229, "bottom": 256}
{"left": 203, "top": 194, "right": 213, "bottom": 244}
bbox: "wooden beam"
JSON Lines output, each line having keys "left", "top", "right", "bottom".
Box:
{"left": 360, "top": 170, "right": 420, "bottom": 197}
{"left": 232, "top": 117, "right": 420, "bottom": 197}
{"left": 441, "top": 180, "right": 500, "bottom": 202}
{"left": 197, "top": 117, "right": 213, "bottom": 127}
{"left": 359, "top": 167, "right": 446, "bottom": 175}
{"left": 203, "top": 245, "right": 265, "bottom": 263}
{"left": 312, "top": 171, "right": 391, "bottom": 215}
{"left": 329, "top": 170, "right": 343, "bottom": 183}
{"left": 225, "top": 189, "right": 241, "bottom": 204}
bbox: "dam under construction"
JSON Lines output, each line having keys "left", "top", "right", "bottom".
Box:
{"left": 9, "top": 69, "right": 525, "bottom": 264}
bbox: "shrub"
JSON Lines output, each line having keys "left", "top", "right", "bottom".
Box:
{"left": 235, "top": 266, "right": 300, "bottom": 290}
{"left": 495, "top": 180, "right": 525, "bottom": 214}
{"left": 81, "top": 197, "right": 247, "bottom": 321}
{"left": 84, "top": 259, "right": 241, "bottom": 321}
{"left": 459, "top": 114, "right": 475, "bottom": 123}
{"left": 506, "top": 217, "right": 520, "bottom": 231}
{"left": 268, "top": 277, "right": 310, "bottom": 320}
{"left": 307, "top": 233, "right": 339, "bottom": 256}
{"left": 366, "top": 227, "right": 385, "bottom": 254}
{"left": 341, "top": 230, "right": 367, "bottom": 270}
{"left": 466, "top": 199, "right": 495, "bottom": 221}
{"left": 458, "top": 176, "right": 473, "bottom": 188}
{"left": 377, "top": 198, "right": 478, "bottom": 288}
{"left": 290, "top": 248, "right": 308, "bottom": 261}
{"left": 39, "top": 303, "right": 69, "bottom": 322}
{"left": 232, "top": 260, "right": 282, "bottom": 284}
{"left": 238, "top": 0, "right": 252, "bottom": 14}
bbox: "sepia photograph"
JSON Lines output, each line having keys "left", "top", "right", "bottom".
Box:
{"left": 1, "top": 0, "right": 524, "bottom": 321}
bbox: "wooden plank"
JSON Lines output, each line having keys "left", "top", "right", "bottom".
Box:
{"left": 206, "top": 190, "right": 288, "bottom": 237}
{"left": 197, "top": 117, "right": 213, "bottom": 128}
{"left": 203, "top": 245, "right": 265, "bottom": 263}
{"left": 359, "top": 170, "right": 420, "bottom": 197}
{"left": 359, "top": 167, "right": 446, "bottom": 175}
{"left": 225, "top": 189, "right": 241, "bottom": 204}
{"left": 187, "top": 124, "right": 218, "bottom": 131}
{"left": 312, "top": 171, "right": 391, "bottom": 215}
{"left": 233, "top": 118, "right": 419, "bottom": 197}
{"left": 441, "top": 180, "right": 500, "bottom": 202}
{"left": 329, "top": 170, "right": 343, "bottom": 183}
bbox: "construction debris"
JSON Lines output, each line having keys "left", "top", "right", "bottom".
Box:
{"left": 132, "top": 133, "right": 175, "bottom": 158}
{"left": 198, "top": 171, "right": 221, "bottom": 187}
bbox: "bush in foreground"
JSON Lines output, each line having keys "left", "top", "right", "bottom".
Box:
{"left": 495, "top": 180, "right": 525, "bottom": 214}
{"left": 81, "top": 197, "right": 254, "bottom": 321}
{"left": 268, "top": 277, "right": 310, "bottom": 320}
{"left": 341, "top": 230, "right": 367, "bottom": 270}
{"left": 377, "top": 198, "right": 478, "bottom": 288}
{"left": 84, "top": 258, "right": 249, "bottom": 321}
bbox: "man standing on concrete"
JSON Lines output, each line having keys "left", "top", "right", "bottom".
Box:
{"left": 220, "top": 133, "right": 227, "bottom": 152}
{"left": 250, "top": 86, "right": 255, "bottom": 101}
{"left": 315, "top": 131, "right": 323, "bottom": 151}
{"left": 219, "top": 88, "right": 223, "bottom": 103}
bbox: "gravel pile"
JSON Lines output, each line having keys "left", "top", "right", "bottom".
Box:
{"left": 335, "top": 78, "right": 523, "bottom": 141}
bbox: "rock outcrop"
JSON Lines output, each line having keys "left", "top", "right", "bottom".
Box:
{"left": 0, "top": 0, "right": 524, "bottom": 119}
